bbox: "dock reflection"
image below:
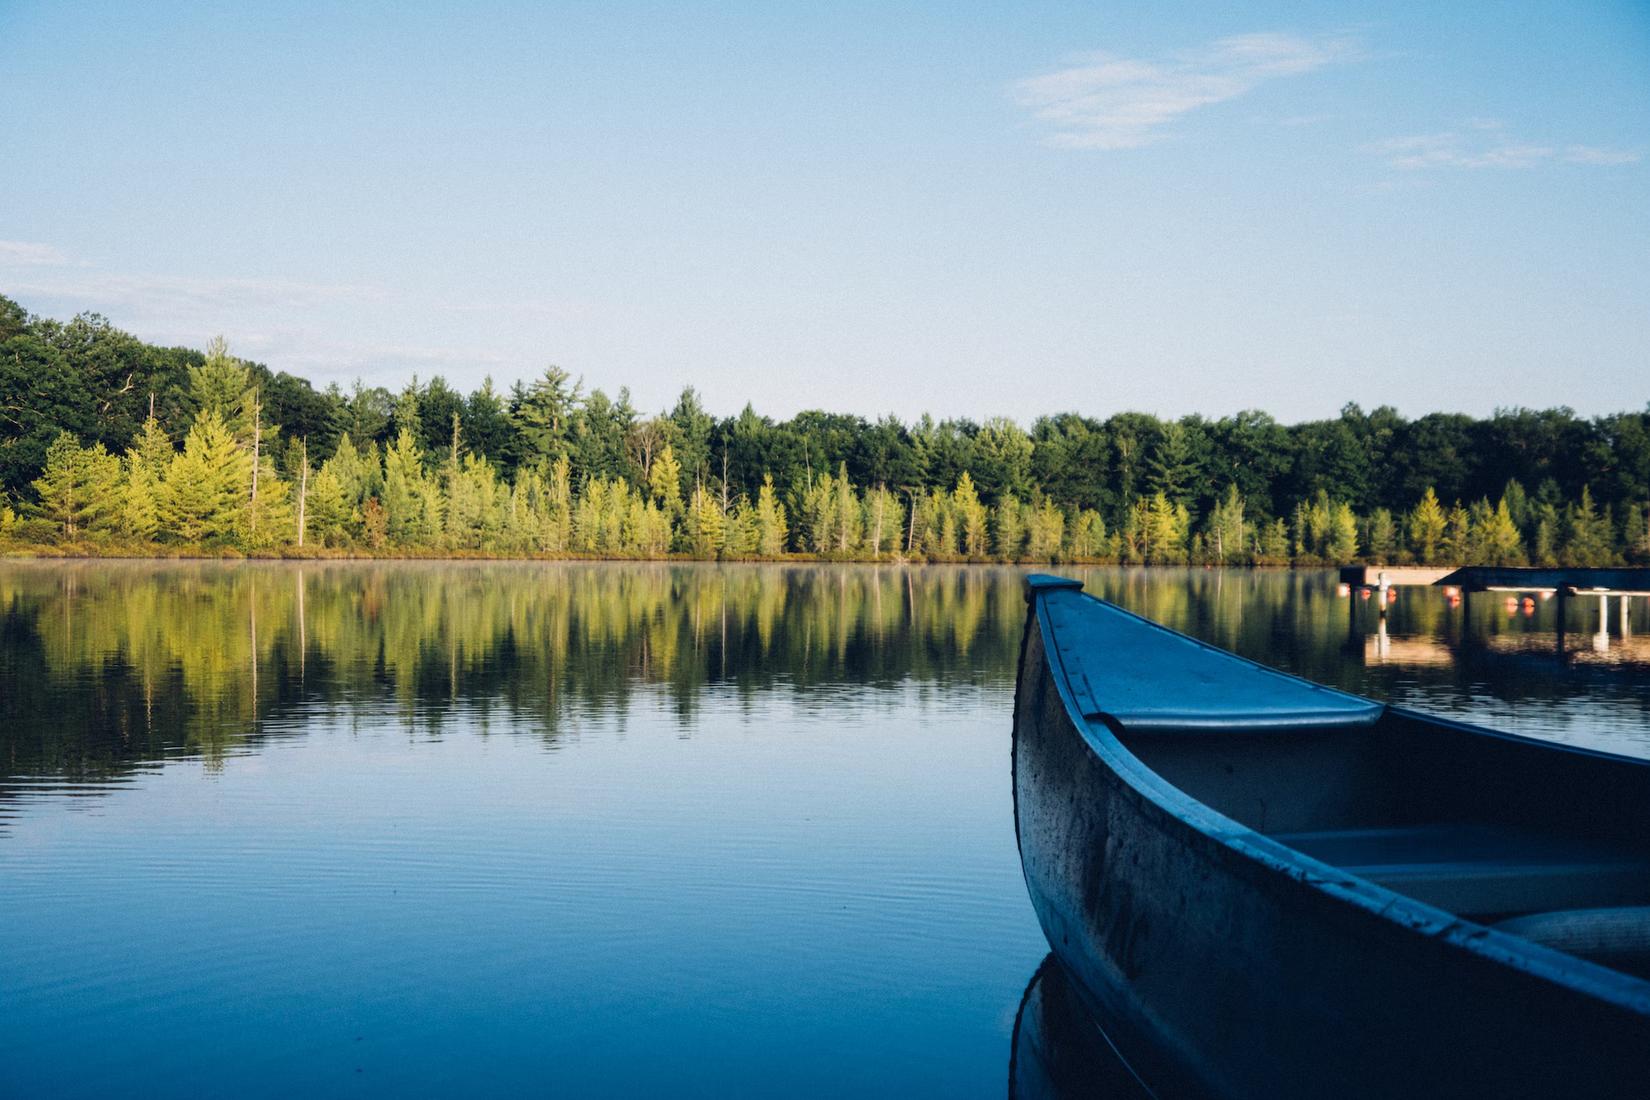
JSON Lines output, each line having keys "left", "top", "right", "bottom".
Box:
{"left": 1009, "top": 956, "right": 1158, "bottom": 1100}
{"left": 1350, "top": 591, "right": 1650, "bottom": 672}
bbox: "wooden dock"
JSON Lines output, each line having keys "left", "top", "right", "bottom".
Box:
{"left": 1340, "top": 565, "right": 1650, "bottom": 596}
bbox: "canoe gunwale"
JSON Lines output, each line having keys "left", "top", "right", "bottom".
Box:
{"left": 1016, "top": 579, "right": 1650, "bottom": 1016}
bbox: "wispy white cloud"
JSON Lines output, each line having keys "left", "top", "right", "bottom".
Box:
{"left": 0, "top": 239, "right": 74, "bottom": 266}
{"left": 0, "top": 242, "right": 589, "bottom": 385}
{"left": 1, "top": 268, "right": 386, "bottom": 314}
{"left": 1367, "top": 129, "right": 1639, "bottom": 170}
{"left": 1565, "top": 145, "right": 1641, "bottom": 166}
{"left": 1013, "top": 32, "right": 1356, "bottom": 150}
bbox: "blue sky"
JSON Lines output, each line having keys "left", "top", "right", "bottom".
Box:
{"left": 1, "top": 1, "right": 1646, "bottom": 423}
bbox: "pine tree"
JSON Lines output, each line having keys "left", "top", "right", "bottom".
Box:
{"left": 306, "top": 466, "right": 348, "bottom": 547}
{"left": 1206, "top": 485, "right": 1247, "bottom": 565}
{"left": 1532, "top": 502, "right": 1560, "bottom": 566}
{"left": 832, "top": 463, "right": 861, "bottom": 554}
{"left": 1070, "top": 510, "right": 1106, "bottom": 560}
{"left": 952, "top": 472, "right": 989, "bottom": 557}
{"left": 382, "top": 429, "right": 439, "bottom": 545}
{"left": 1365, "top": 508, "right": 1397, "bottom": 563}
{"left": 188, "top": 336, "right": 252, "bottom": 431}
{"left": 1564, "top": 486, "right": 1614, "bottom": 566}
{"left": 239, "top": 455, "right": 294, "bottom": 549}
{"left": 1026, "top": 497, "right": 1065, "bottom": 561}
{"left": 685, "top": 484, "right": 726, "bottom": 557}
{"left": 1407, "top": 488, "right": 1447, "bottom": 564}
{"left": 1144, "top": 491, "right": 1189, "bottom": 564}
{"left": 1478, "top": 497, "right": 1526, "bottom": 565}
{"left": 32, "top": 432, "right": 122, "bottom": 539}
{"left": 862, "top": 484, "right": 903, "bottom": 555}
{"left": 121, "top": 456, "right": 160, "bottom": 541}
{"left": 648, "top": 444, "right": 684, "bottom": 521}
{"left": 1441, "top": 502, "right": 1471, "bottom": 564}
{"left": 1257, "top": 517, "right": 1291, "bottom": 565}
{"left": 1624, "top": 502, "right": 1650, "bottom": 564}
{"left": 991, "top": 494, "right": 1024, "bottom": 560}
{"left": 754, "top": 474, "right": 787, "bottom": 556}
{"left": 1326, "top": 501, "right": 1359, "bottom": 563}
{"left": 162, "top": 412, "right": 247, "bottom": 543}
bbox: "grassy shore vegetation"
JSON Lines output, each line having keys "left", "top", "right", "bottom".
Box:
{"left": 2, "top": 295, "right": 1648, "bottom": 565}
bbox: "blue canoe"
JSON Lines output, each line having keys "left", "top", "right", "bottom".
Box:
{"left": 1014, "top": 575, "right": 1650, "bottom": 1098}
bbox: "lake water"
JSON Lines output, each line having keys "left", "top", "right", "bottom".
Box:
{"left": 3, "top": 562, "right": 1647, "bottom": 1097}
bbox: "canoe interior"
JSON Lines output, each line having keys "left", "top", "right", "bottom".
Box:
{"left": 1117, "top": 711, "right": 1650, "bottom": 932}
{"left": 1015, "top": 579, "right": 1650, "bottom": 1095}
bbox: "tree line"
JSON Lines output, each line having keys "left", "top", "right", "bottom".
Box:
{"left": 2, "top": 295, "right": 1647, "bottom": 565}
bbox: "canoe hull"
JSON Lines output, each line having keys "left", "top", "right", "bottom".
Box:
{"left": 1013, "top": 593, "right": 1650, "bottom": 1098}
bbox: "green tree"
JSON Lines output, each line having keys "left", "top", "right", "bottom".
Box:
{"left": 993, "top": 494, "right": 1025, "bottom": 560}
{"left": 1326, "top": 501, "right": 1359, "bottom": 563}
{"left": 32, "top": 432, "right": 122, "bottom": 539}
{"left": 1205, "top": 485, "right": 1247, "bottom": 565}
{"left": 1069, "top": 510, "right": 1107, "bottom": 560}
{"left": 754, "top": 474, "right": 787, "bottom": 556}
{"left": 649, "top": 444, "right": 684, "bottom": 521}
{"left": 952, "top": 472, "right": 989, "bottom": 557}
{"left": 161, "top": 412, "right": 247, "bottom": 543}
{"left": 1478, "top": 497, "right": 1527, "bottom": 565}
{"left": 305, "top": 466, "right": 348, "bottom": 547}
{"left": 187, "top": 336, "right": 252, "bottom": 430}
{"left": 1026, "top": 497, "right": 1065, "bottom": 561}
{"left": 382, "top": 429, "right": 440, "bottom": 545}
{"left": 685, "top": 483, "right": 726, "bottom": 557}
{"left": 1364, "top": 508, "right": 1397, "bottom": 563}
{"left": 1563, "top": 486, "right": 1614, "bottom": 566}
{"left": 1407, "top": 487, "right": 1447, "bottom": 564}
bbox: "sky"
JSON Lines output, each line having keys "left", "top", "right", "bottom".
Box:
{"left": 1, "top": 1, "right": 1647, "bottom": 425}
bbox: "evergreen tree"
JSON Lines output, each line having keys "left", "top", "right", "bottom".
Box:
{"left": 32, "top": 432, "right": 122, "bottom": 539}
{"left": 862, "top": 484, "right": 903, "bottom": 555}
{"left": 1205, "top": 485, "right": 1247, "bottom": 565}
{"left": 1442, "top": 502, "right": 1471, "bottom": 564}
{"left": 1478, "top": 497, "right": 1526, "bottom": 565}
{"left": 1622, "top": 502, "right": 1650, "bottom": 563}
{"left": 754, "top": 475, "right": 787, "bottom": 556}
{"left": 1326, "top": 501, "right": 1359, "bottom": 563}
{"left": 120, "top": 454, "right": 160, "bottom": 540}
{"left": 1407, "top": 487, "right": 1447, "bottom": 564}
{"left": 1144, "top": 491, "right": 1189, "bottom": 564}
{"left": 1257, "top": 517, "right": 1291, "bottom": 565}
{"left": 649, "top": 444, "right": 684, "bottom": 520}
{"left": 162, "top": 413, "right": 247, "bottom": 543}
{"left": 187, "top": 336, "right": 252, "bottom": 431}
{"left": 1563, "top": 486, "right": 1614, "bottom": 566}
{"left": 1070, "top": 510, "right": 1106, "bottom": 560}
{"left": 382, "top": 429, "right": 439, "bottom": 545}
{"left": 993, "top": 494, "right": 1025, "bottom": 560}
{"left": 239, "top": 455, "right": 295, "bottom": 549}
{"left": 1026, "top": 497, "right": 1065, "bottom": 560}
{"left": 952, "top": 472, "right": 989, "bottom": 557}
{"left": 305, "top": 466, "right": 348, "bottom": 547}
{"left": 685, "top": 484, "right": 726, "bottom": 557}
{"left": 1365, "top": 508, "right": 1397, "bottom": 564}
{"left": 1532, "top": 502, "right": 1561, "bottom": 566}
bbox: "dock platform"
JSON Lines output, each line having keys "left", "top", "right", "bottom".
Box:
{"left": 1339, "top": 565, "right": 1650, "bottom": 596}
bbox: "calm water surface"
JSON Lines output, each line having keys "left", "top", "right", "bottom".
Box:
{"left": 3, "top": 563, "right": 1647, "bottom": 1096}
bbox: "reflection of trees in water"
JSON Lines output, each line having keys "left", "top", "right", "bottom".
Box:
{"left": 4, "top": 563, "right": 1639, "bottom": 791}
{"left": 0, "top": 562, "right": 1031, "bottom": 783}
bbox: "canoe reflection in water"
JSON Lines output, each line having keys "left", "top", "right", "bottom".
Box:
{"left": 1009, "top": 955, "right": 1157, "bottom": 1100}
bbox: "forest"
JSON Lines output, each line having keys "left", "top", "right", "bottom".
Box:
{"left": 2, "top": 294, "right": 1647, "bottom": 565}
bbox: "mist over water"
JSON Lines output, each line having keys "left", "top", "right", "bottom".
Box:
{"left": 3, "top": 562, "right": 1646, "bottom": 1096}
